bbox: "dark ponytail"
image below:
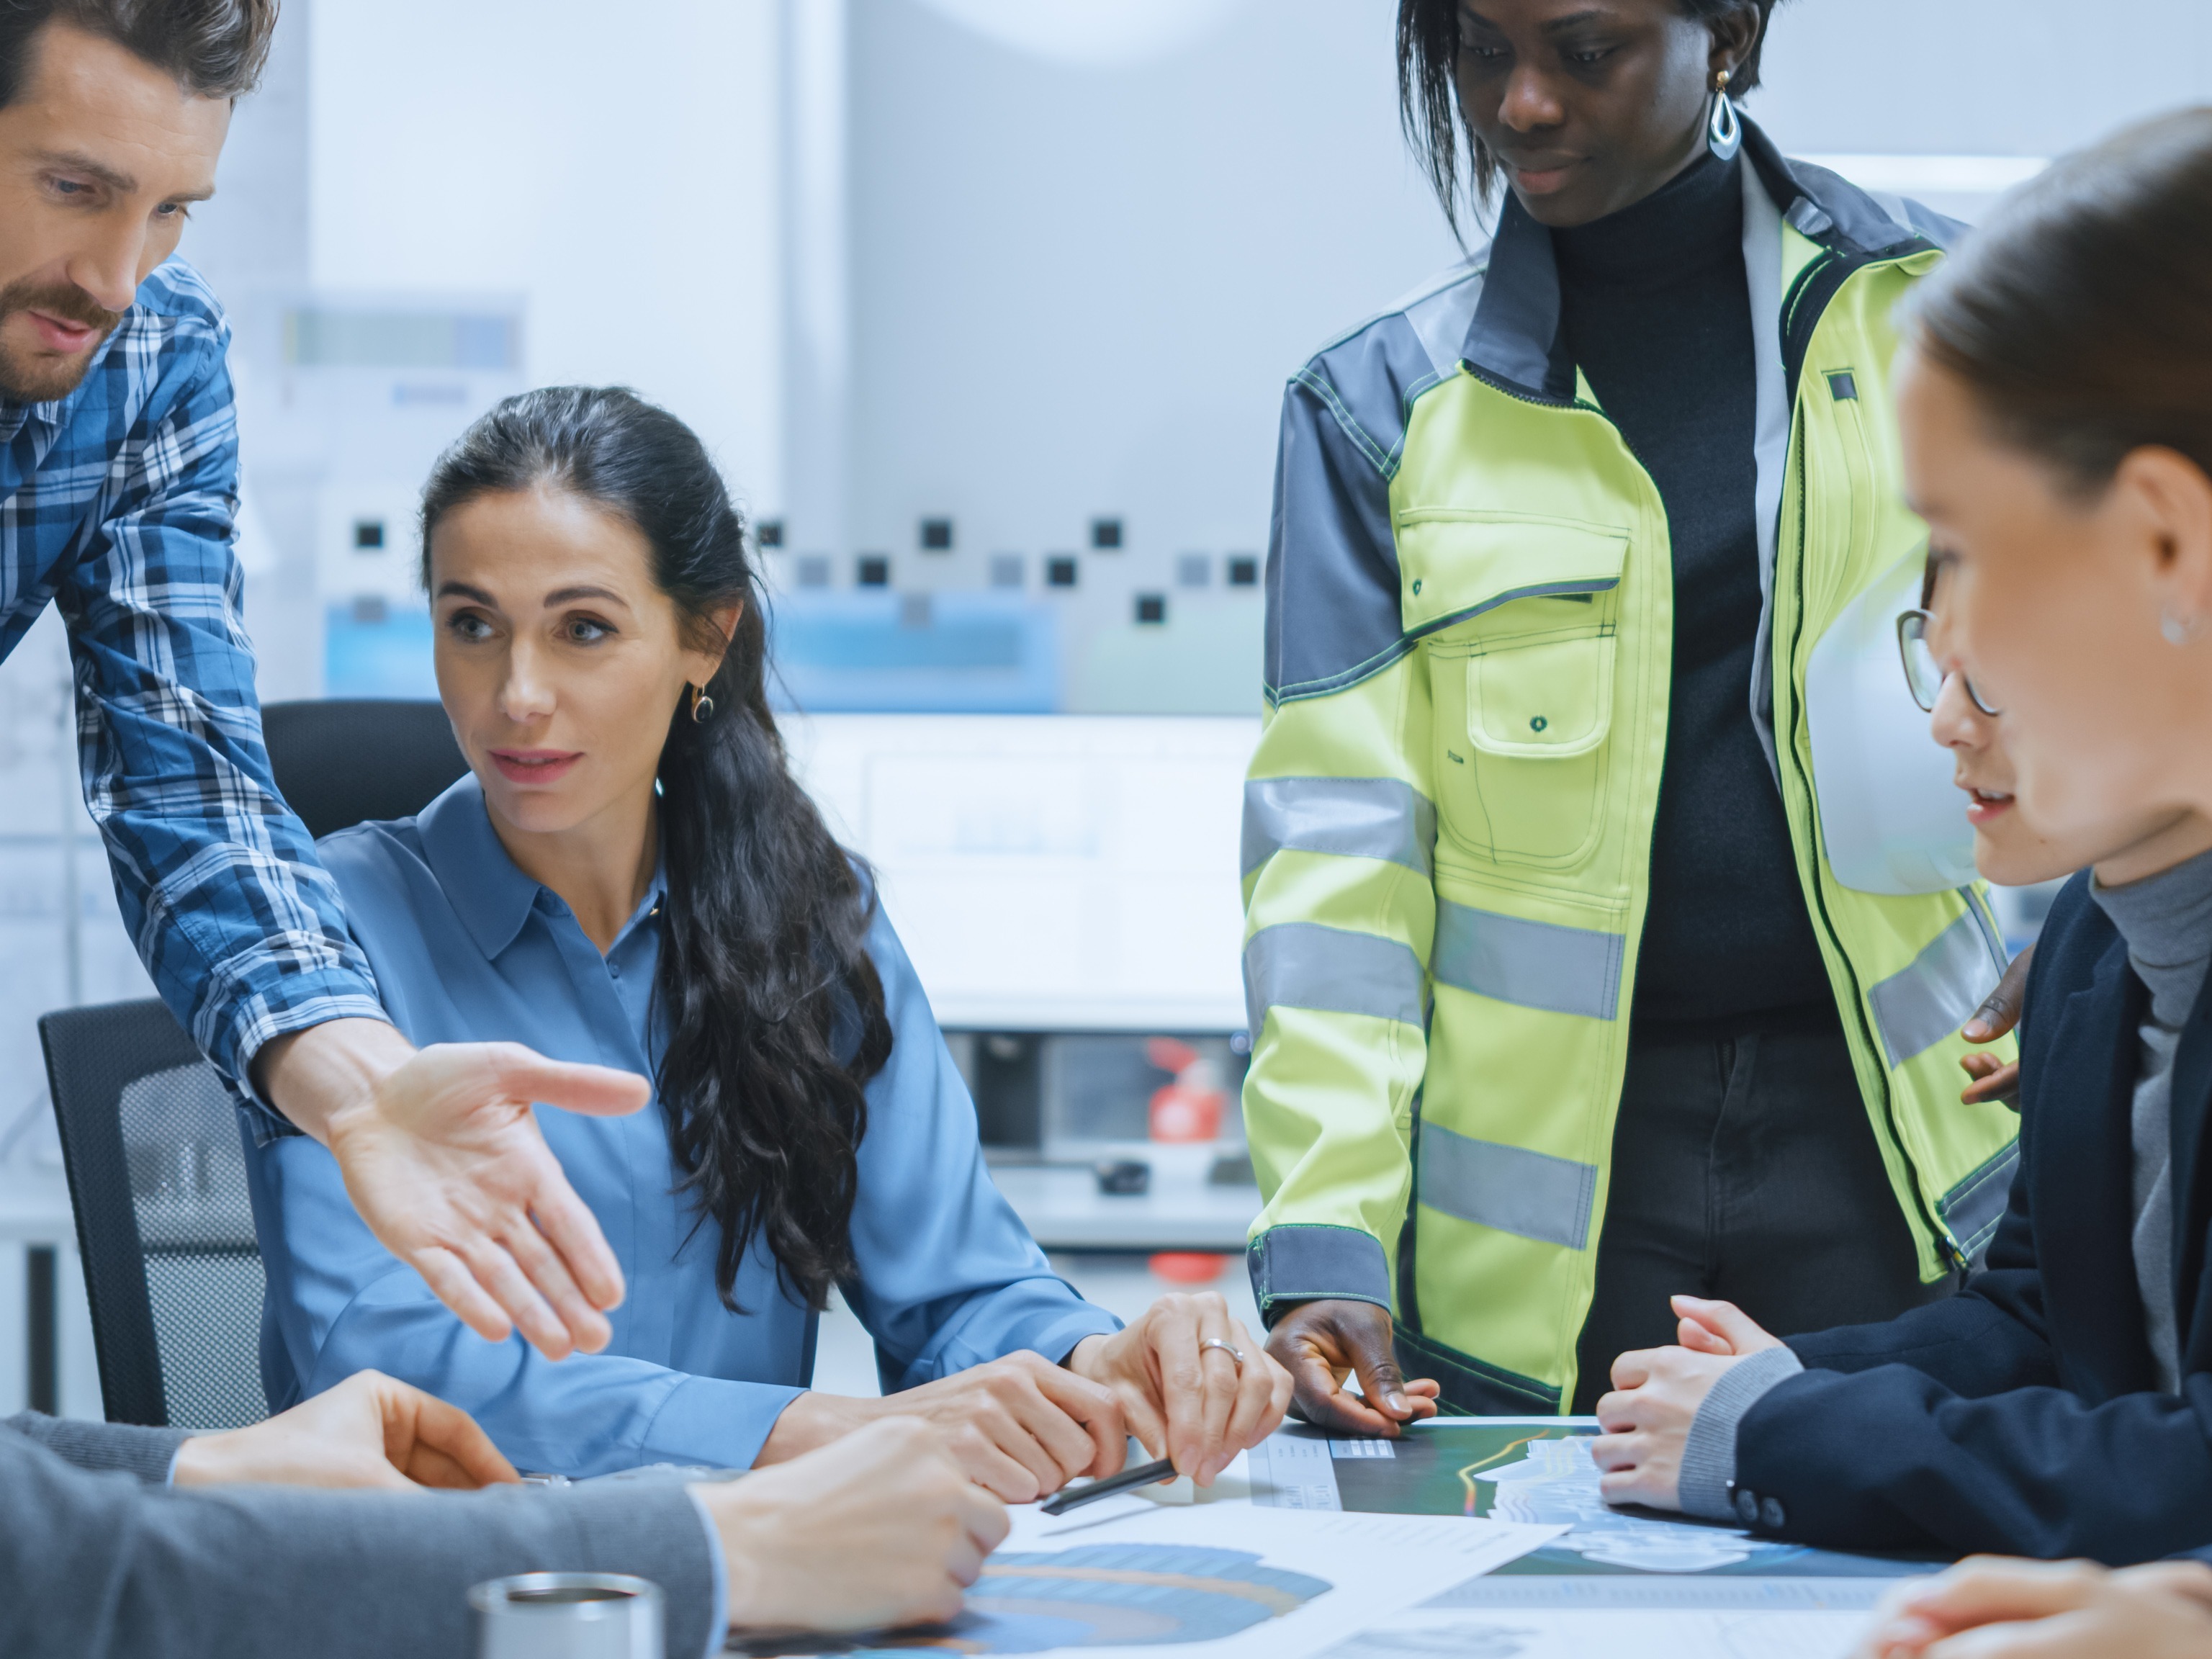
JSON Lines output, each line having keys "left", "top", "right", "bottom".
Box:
{"left": 1908, "top": 107, "right": 2212, "bottom": 498}
{"left": 420, "top": 386, "right": 891, "bottom": 1312}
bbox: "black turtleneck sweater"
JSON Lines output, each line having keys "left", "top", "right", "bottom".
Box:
{"left": 1553, "top": 151, "right": 1834, "bottom": 1028}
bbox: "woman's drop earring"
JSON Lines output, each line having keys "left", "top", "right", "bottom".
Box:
{"left": 1707, "top": 68, "right": 1742, "bottom": 163}
{"left": 689, "top": 683, "right": 716, "bottom": 723}
{"left": 2162, "top": 606, "right": 2201, "bottom": 646}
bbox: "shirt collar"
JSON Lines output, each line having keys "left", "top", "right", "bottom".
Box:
{"left": 415, "top": 770, "right": 668, "bottom": 961}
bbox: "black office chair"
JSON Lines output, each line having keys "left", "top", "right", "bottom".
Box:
{"left": 36, "top": 701, "right": 468, "bottom": 1426}
{"left": 260, "top": 697, "right": 468, "bottom": 839}
{"left": 38, "top": 999, "right": 267, "bottom": 1429}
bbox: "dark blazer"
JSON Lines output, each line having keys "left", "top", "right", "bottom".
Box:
{"left": 1730, "top": 869, "right": 2212, "bottom": 1562}
{"left": 0, "top": 1412, "right": 718, "bottom": 1659}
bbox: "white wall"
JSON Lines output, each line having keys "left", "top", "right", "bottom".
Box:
{"left": 308, "top": 0, "right": 786, "bottom": 517}
{"left": 835, "top": 0, "right": 1462, "bottom": 580}
{"left": 1755, "top": 0, "right": 2212, "bottom": 158}
{"left": 828, "top": 0, "right": 2212, "bottom": 595}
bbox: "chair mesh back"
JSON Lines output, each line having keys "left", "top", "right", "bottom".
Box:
{"left": 120, "top": 1062, "right": 267, "bottom": 1430}
{"left": 39, "top": 999, "right": 269, "bottom": 1430}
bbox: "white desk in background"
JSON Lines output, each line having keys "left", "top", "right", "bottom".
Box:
{"left": 990, "top": 1143, "right": 1259, "bottom": 1255}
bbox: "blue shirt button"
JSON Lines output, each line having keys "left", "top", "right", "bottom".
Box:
{"left": 1734, "top": 1487, "right": 1761, "bottom": 1525}
{"left": 1760, "top": 1497, "right": 1786, "bottom": 1532}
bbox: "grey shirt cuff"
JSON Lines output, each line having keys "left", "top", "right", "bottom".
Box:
{"left": 685, "top": 1487, "right": 729, "bottom": 1658}
{"left": 1246, "top": 1226, "right": 1391, "bottom": 1326}
{"left": 1677, "top": 1346, "right": 1804, "bottom": 1520}
{"left": 3, "top": 1411, "right": 191, "bottom": 1485}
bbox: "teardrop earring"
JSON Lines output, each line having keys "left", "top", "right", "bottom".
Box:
{"left": 689, "top": 683, "right": 716, "bottom": 723}
{"left": 1707, "top": 68, "right": 1742, "bottom": 163}
{"left": 2162, "top": 606, "right": 2201, "bottom": 646}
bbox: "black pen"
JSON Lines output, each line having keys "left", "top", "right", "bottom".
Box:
{"left": 1038, "top": 1457, "right": 1180, "bottom": 1516}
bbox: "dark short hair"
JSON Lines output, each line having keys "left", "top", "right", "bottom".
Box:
{"left": 0, "top": 0, "right": 278, "bottom": 108}
{"left": 1398, "top": 0, "right": 1788, "bottom": 235}
{"left": 1908, "top": 107, "right": 2212, "bottom": 498}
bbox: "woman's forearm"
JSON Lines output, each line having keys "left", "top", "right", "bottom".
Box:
{"left": 754, "top": 1392, "right": 886, "bottom": 1465}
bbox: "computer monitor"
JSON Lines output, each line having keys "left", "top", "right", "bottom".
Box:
{"left": 784, "top": 713, "right": 1256, "bottom": 1033}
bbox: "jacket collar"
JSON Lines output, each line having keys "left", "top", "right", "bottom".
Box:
{"left": 2167, "top": 966, "right": 2212, "bottom": 1355}
{"left": 415, "top": 770, "right": 667, "bottom": 963}
{"left": 2038, "top": 930, "right": 2162, "bottom": 1396}
{"left": 1457, "top": 111, "right": 1938, "bottom": 401}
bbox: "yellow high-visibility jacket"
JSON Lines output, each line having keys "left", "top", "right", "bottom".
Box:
{"left": 1241, "top": 120, "right": 2020, "bottom": 1413}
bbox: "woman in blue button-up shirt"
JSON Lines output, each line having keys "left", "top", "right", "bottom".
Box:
{"left": 243, "top": 387, "right": 1289, "bottom": 1489}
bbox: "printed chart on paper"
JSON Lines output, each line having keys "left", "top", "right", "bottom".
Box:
{"left": 1248, "top": 1421, "right": 1943, "bottom": 1606}
{"left": 729, "top": 1501, "right": 1560, "bottom": 1659}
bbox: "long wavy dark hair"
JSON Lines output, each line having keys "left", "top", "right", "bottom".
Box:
{"left": 420, "top": 386, "right": 892, "bottom": 1312}
{"left": 1397, "top": 0, "right": 1789, "bottom": 238}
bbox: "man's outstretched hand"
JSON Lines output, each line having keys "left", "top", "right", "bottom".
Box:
{"left": 1264, "top": 1299, "right": 1440, "bottom": 1437}
{"left": 254, "top": 1019, "right": 649, "bottom": 1359}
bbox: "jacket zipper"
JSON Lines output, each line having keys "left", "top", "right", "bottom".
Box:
{"left": 1780, "top": 364, "right": 1964, "bottom": 1274}
{"left": 1460, "top": 242, "right": 1968, "bottom": 1272}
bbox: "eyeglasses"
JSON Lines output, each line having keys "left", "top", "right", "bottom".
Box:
{"left": 1897, "top": 609, "right": 2001, "bottom": 716}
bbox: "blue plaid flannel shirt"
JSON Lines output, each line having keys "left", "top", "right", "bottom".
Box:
{"left": 10, "top": 258, "right": 385, "bottom": 1126}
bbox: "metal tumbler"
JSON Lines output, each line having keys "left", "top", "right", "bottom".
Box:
{"left": 470, "top": 1572, "right": 664, "bottom": 1659}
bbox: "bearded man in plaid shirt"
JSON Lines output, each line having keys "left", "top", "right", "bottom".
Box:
{"left": 0, "top": 0, "right": 636, "bottom": 1362}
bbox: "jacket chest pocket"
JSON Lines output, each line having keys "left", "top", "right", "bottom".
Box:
{"left": 1397, "top": 512, "right": 1628, "bottom": 870}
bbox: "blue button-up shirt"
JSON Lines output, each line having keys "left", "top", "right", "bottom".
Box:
{"left": 7, "top": 258, "right": 382, "bottom": 1095}
{"left": 244, "top": 773, "right": 1121, "bottom": 1474}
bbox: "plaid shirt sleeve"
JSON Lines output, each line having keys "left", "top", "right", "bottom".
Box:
{"left": 48, "top": 269, "right": 387, "bottom": 1133}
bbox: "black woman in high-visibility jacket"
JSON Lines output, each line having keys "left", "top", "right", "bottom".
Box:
{"left": 1243, "top": 0, "right": 2020, "bottom": 1423}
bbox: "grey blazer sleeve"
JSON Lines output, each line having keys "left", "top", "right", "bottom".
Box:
{"left": 0, "top": 1426, "right": 718, "bottom": 1659}
{"left": 4, "top": 1411, "right": 189, "bottom": 1483}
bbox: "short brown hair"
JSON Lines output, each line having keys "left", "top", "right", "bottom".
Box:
{"left": 0, "top": 0, "right": 278, "bottom": 107}
{"left": 1909, "top": 107, "right": 2212, "bottom": 497}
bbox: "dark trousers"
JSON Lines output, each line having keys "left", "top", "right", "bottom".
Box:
{"left": 1569, "top": 1016, "right": 1956, "bottom": 1412}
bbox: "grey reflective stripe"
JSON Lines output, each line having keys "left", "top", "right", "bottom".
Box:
{"left": 1938, "top": 1145, "right": 2019, "bottom": 1258}
{"left": 1431, "top": 901, "right": 1624, "bottom": 1021}
{"left": 1244, "top": 923, "right": 1426, "bottom": 1035}
{"left": 1247, "top": 1224, "right": 1393, "bottom": 1313}
{"left": 1242, "top": 776, "right": 1436, "bottom": 878}
{"left": 1868, "top": 908, "right": 2003, "bottom": 1068}
{"left": 1419, "top": 1122, "right": 1597, "bottom": 1251}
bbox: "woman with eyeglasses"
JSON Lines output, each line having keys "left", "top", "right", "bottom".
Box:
{"left": 1586, "top": 109, "right": 2212, "bottom": 1599}
{"left": 1245, "top": 0, "right": 2020, "bottom": 1434}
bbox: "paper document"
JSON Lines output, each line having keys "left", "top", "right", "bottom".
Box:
{"left": 1316, "top": 1605, "right": 1870, "bottom": 1659}
{"left": 732, "top": 1497, "right": 1561, "bottom": 1657}
{"left": 1246, "top": 1419, "right": 1938, "bottom": 1598}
